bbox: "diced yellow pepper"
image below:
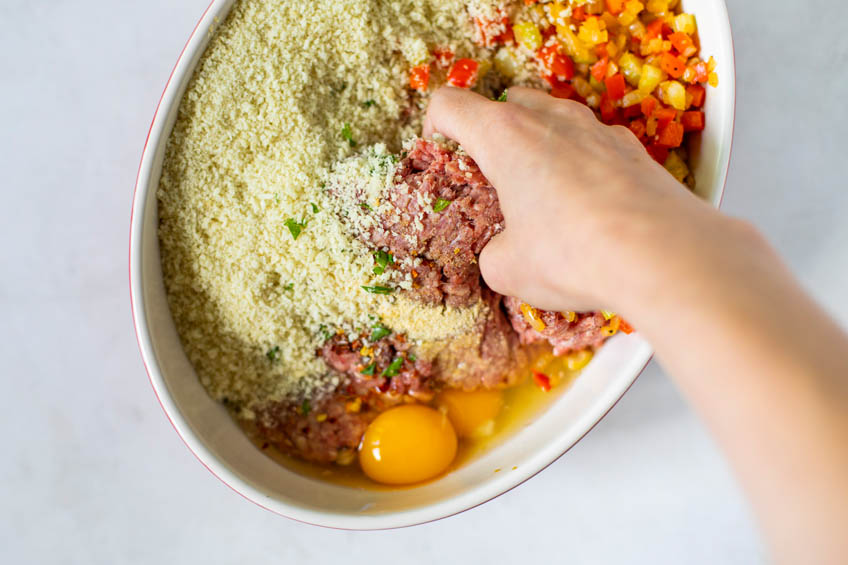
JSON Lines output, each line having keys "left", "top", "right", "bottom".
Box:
{"left": 520, "top": 303, "right": 547, "bottom": 332}
{"left": 622, "top": 89, "right": 646, "bottom": 107}
{"left": 618, "top": 52, "right": 643, "bottom": 87}
{"left": 566, "top": 349, "right": 594, "bottom": 371}
{"left": 708, "top": 72, "right": 719, "bottom": 87}
{"left": 638, "top": 63, "right": 664, "bottom": 93}
{"left": 659, "top": 79, "right": 686, "bottom": 110}
{"left": 557, "top": 24, "right": 597, "bottom": 64}
{"left": 672, "top": 13, "right": 697, "bottom": 35}
{"left": 514, "top": 21, "right": 543, "bottom": 51}
{"left": 663, "top": 150, "right": 690, "bottom": 183}
{"left": 578, "top": 17, "right": 609, "bottom": 46}
{"left": 493, "top": 47, "right": 521, "bottom": 78}
{"left": 646, "top": 0, "right": 669, "bottom": 13}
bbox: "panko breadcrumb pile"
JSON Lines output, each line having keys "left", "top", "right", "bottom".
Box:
{"left": 158, "top": 0, "right": 511, "bottom": 414}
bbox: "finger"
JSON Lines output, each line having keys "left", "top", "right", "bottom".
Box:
{"left": 502, "top": 86, "right": 554, "bottom": 112}
{"left": 478, "top": 231, "right": 516, "bottom": 298}
{"left": 422, "top": 87, "right": 505, "bottom": 157}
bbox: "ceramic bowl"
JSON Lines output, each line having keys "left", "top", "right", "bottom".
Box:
{"left": 130, "top": 0, "right": 735, "bottom": 529}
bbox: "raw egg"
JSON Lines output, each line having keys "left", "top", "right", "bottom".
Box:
{"left": 359, "top": 404, "right": 457, "bottom": 485}
{"left": 437, "top": 388, "right": 504, "bottom": 438}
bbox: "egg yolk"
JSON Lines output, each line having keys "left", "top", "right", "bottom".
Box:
{"left": 359, "top": 404, "right": 457, "bottom": 485}
{"left": 437, "top": 389, "right": 504, "bottom": 438}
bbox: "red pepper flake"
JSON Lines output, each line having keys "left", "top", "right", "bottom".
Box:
{"left": 447, "top": 58, "right": 479, "bottom": 89}
{"left": 533, "top": 370, "right": 552, "bottom": 392}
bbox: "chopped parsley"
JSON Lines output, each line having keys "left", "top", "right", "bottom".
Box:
{"left": 361, "top": 362, "right": 376, "bottom": 376}
{"left": 318, "top": 324, "right": 333, "bottom": 342}
{"left": 283, "top": 283, "right": 294, "bottom": 291}
{"left": 360, "top": 202, "right": 373, "bottom": 211}
{"left": 300, "top": 399, "right": 311, "bottom": 416}
{"left": 433, "top": 198, "right": 452, "bottom": 213}
{"left": 284, "top": 218, "right": 306, "bottom": 239}
{"left": 341, "top": 122, "right": 357, "bottom": 147}
{"left": 381, "top": 357, "right": 404, "bottom": 377}
{"left": 361, "top": 285, "right": 394, "bottom": 295}
{"left": 273, "top": 192, "right": 280, "bottom": 202}
{"left": 407, "top": 353, "right": 417, "bottom": 362}
{"left": 370, "top": 322, "right": 391, "bottom": 341}
{"left": 310, "top": 202, "right": 319, "bottom": 213}
{"left": 496, "top": 89, "right": 508, "bottom": 102}
{"left": 266, "top": 345, "right": 281, "bottom": 362}
{"left": 363, "top": 99, "right": 377, "bottom": 107}
{"left": 372, "top": 250, "right": 394, "bottom": 275}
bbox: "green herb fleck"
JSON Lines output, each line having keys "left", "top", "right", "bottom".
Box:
{"left": 372, "top": 250, "right": 394, "bottom": 275}
{"left": 381, "top": 357, "right": 404, "bottom": 378}
{"left": 273, "top": 192, "right": 280, "bottom": 202}
{"left": 359, "top": 202, "right": 373, "bottom": 211}
{"left": 363, "top": 99, "right": 377, "bottom": 107}
{"left": 496, "top": 89, "right": 508, "bottom": 102}
{"left": 407, "top": 353, "right": 417, "bottom": 362}
{"left": 433, "top": 198, "right": 452, "bottom": 213}
{"left": 266, "top": 346, "right": 281, "bottom": 362}
{"left": 310, "top": 202, "right": 319, "bottom": 214}
{"left": 300, "top": 399, "right": 311, "bottom": 416}
{"left": 284, "top": 218, "right": 305, "bottom": 239}
{"left": 370, "top": 322, "right": 392, "bottom": 341}
{"left": 362, "top": 285, "right": 394, "bottom": 295}
{"left": 318, "top": 325, "right": 333, "bottom": 342}
{"left": 361, "top": 362, "right": 376, "bottom": 376}
{"left": 341, "top": 122, "right": 357, "bottom": 147}
{"left": 283, "top": 283, "right": 294, "bottom": 291}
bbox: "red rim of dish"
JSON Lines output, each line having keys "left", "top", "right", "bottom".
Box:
{"left": 129, "top": 0, "right": 736, "bottom": 530}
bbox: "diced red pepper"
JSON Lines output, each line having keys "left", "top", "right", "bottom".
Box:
{"left": 604, "top": 73, "right": 626, "bottom": 101}
{"left": 619, "top": 319, "right": 635, "bottom": 334}
{"left": 646, "top": 18, "right": 665, "bottom": 40}
{"left": 524, "top": 0, "right": 540, "bottom": 4}
{"left": 660, "top": 52, "right": 687, "bottom": 79}
{"left": 629, "top": 118, "right": 647, "bottom": 139}
{"left": 599, "top": 92, "right": 619, "bottom": 123}
{"left": 447, "top": 58, "right": 479, "bottom": 88}
{"left": 533, "top": 370, "right": 552, "bottom": 392}
{"left": 687, "top": 84, "right": 706, "bottom": 107}
{"left": 646, "top": 143, "right": 669, "bottom": 164}
{"left": 538, "top": 44, "right": 575, "bottom": 79}
{"left": 595, "top": 42, "right": 609, "bottom": 59}
{"left": 549, "top": 78, "right": 576, "bottom": 100}
{"left": 605, "top": 0, "right": 624, "bottom": 15}
{"left": 590, "top": 56, "right": 609, "bottom": 83}
{"left": 641, "top": 95, "right": 658, "bottom": 117}
{"left": 669, "top": 32, "right": 697, "bottom": 58}
{"left": 681, "top": 110, "right": 705, "bottom": 132}
{"left": 657, "top": 120, "right": 685, "bottom": 147}
{"left": 433, "top": 47, "right": 454, "bottom": 68}
{"left": 623, "top": 103, "right": 643, "bottom": 118}
{"left": 654, "top": 106, "right": 677, "bottom": 130}
{"left": 409, "top": 64, "right": 430, "bottom": 91}
{"left": 572, "top": 5, "right": 586, "bottom": 22}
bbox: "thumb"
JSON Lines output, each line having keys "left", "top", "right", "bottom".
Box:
{"left": 479, "top": 231, "right": 517, "bottom": 298}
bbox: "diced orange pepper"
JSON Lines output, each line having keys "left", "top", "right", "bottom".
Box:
{"left": 660, "top": 52, "right": 687, "bottom": 79}
{"left": 657, "top": 120, "right": 684, "bottom": 147}
{"left": 646, "top": 18, "right": 665, "bottom": 40}
{"left": 408, "top": 64, "right": 430, "bottom": 91}
{"left": 591, "top": 56, "right": 609, "bottom": 83}
{"left": 605, "top": 0, "right": 624, "bottom": 15}
{"left": 687, "top": 84, "right": 706, "bottom": 107}
{"left": 629, "top": 118, "right": 647, "bottom": 139}
{"left": 641, "top": 95, "right": 658, "bottom": 117}
{"left": 572, "top": 5, "right": 586, "bottom": 22}
{"left": 654, "top": 106, "right": 677, "bottom": 129}
{"left": 681, "top": 110, "right": 705, "bottom": 131}
{"left": 669, "top": 32, "right": 697, "bottom": 58}
{"left": 549, "top": 78, "right": 576, "bottom": 100}
{"left": 693, "top": 61, "right": 709, "bottom": 83}
{"left": 604, "top": 73, "right": 626, "bottom": 100}
{"left": 620, "top": 319, "right": 635, "bottom": 334}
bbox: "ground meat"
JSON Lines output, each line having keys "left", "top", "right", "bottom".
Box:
{"left": 367, "top": 138, "right": 504, "bottom": 307}
{"left": 433, "top": 289, "right": 527, "bottom": 390}
{"left": 255, "top": 395, "right": 374, "bottom": 464}
{"left": 504, "top": 296, "right": 608, "bottom": 355}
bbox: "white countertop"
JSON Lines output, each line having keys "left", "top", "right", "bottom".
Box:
{"left": 2, "top": 1, "right": 846, "bottom": 563}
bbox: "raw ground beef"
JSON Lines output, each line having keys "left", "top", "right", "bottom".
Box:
{"left": 504, "top": 296, "right": 608, "bottom": 355}
{"left": 367, "top": 139, "right": 504, "bottom": 308}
